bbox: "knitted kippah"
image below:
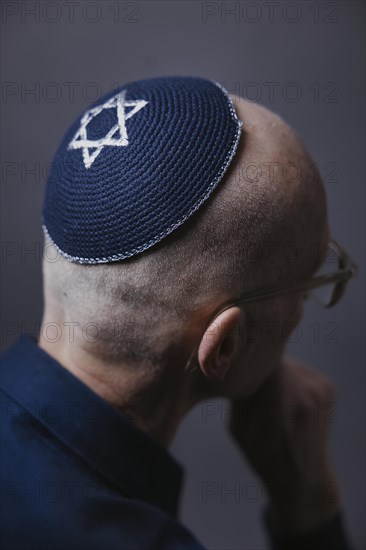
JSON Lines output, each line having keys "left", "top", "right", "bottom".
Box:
{"left": 42, "top": 76, "right": 242, "bottom": 264}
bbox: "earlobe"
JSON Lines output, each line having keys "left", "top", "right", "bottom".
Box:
{"left": 197, "top": 306, "right": 243, "bottom": 381}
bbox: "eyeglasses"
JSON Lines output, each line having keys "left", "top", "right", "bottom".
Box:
{"left": 184, "top": 239, "right": 358, "bottom": 372}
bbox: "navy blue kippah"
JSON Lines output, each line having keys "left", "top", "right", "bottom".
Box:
{"left": 42, "top": 76, "right": 242, "bottom": 264}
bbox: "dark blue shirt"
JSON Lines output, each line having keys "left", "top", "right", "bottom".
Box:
{"left": 0, "top": 335, "right": 353, "bottom": 550}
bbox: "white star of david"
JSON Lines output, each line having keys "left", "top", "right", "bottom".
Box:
{"left": 68, "top": 90, "right": 148, "bottom": 169}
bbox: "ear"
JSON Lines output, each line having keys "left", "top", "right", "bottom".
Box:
{"left": 198, "top": 306, "right": 244, "bottom": 381}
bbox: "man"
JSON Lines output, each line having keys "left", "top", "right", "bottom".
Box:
{"left": 1, "top": 76, "right": 357, "bottom": 549}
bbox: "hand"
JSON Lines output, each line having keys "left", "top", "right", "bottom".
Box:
{"left": 228, "top": 355, "right": 341, "bottom": 536}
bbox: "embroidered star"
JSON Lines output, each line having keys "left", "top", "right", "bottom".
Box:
{"left": 68, "top": 90, "right": 148, "bottom": 169}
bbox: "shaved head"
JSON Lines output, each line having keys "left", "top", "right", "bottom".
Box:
{"left": 42, "top": 96, "right": 328, "bottom": 371}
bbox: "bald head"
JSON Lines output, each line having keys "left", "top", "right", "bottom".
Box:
{"left": 42, "top": 96, "right": 328, "bottom": 369}
{"left": 227, "top": 95, "right": 329, "bottom": 276}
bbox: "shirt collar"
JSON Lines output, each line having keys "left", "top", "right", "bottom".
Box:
{"left": 0, "top": 334, "right": 184, "bottom": 518}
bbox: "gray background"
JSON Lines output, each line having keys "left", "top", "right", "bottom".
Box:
{"left": 1, "top": 1, "right": 365, "bottom": 548}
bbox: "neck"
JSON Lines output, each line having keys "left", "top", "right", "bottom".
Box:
{"left": 37, "top": 327, "right": 203, "bottom": 448}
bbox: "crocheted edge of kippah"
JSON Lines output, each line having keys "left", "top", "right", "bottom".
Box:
{"left": 42, "top": 80, "right": 243, "bottom": 264}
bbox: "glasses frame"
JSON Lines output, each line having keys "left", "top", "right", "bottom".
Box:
{"left": 184, "top": 238, "right": 358, "bottom": 372}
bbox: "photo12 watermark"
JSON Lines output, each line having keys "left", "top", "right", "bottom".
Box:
{"left": 201, "top": 2, "right": 341, "bottom": 25}
{"left": 200, "top": 398, "right": 341, "bottom": 426}
{"left": 1, "top": 1, "right": 141, "bottom": 25}
{"left": 201, "top": 479, "right": 341, "bottom": 504}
